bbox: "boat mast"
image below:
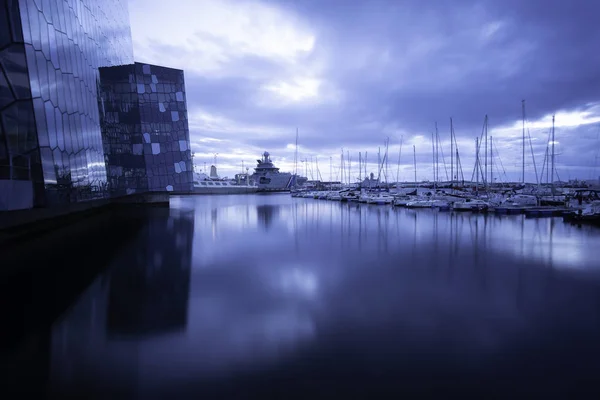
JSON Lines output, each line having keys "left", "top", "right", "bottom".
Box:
{"left": 522, "top": 100, "right": 526, "bottom": 183}
{"left": 413, "top": 145, "right": 417, "bottom": 187}
{"left": 431, "top": 131, "right": 436, "bottom": 189}
{"left": 303, "top": 159, "right": 307, "bottom": 178}
{"left": 457, "top": 147, "right": 461, "bottom": 186}
{"left": 490, "top": 136, "right": 493, "bottom": 187}
{"left": 475, "top": 137, "right": 480, "bottom": 196}
{"left": 347, "top": 150, "right": 351, "bottom": 186}
{"left": 545, "top": 145, "right": 549, "bottom": 184}
{"left": 315, "top": 156, "right": 322, "bottom": 182}
{"left": 385, "top": 137, "right": 389, "bottom": 185}
{"left": 435, "top": 122, "right": 439, "bottom": 189}
{"left": 364, "top": 151, "right": 368, "bottom": 183}
{"left": 396, "top": 136, "right": 403, "bottom": 185}
{"left": 329, "top": 156, "right": 333, "bottom": 186}
{"left": 484, "top": 115, "right": 488, "bottom": 190}
{"left": 359, "top": 152, "right": 362, "bottom": 182}
{"left": 294, "top": 127, "right": 298, "bottom": 177}
{"left": 340, "top": 150, "right": 344, "bottom": 185}
{"left": 377, "top": 147, "right": 381, "bottom": 186}
{"left": 450, "top": 118, "right": 454, "bottom": 190}
{"left": 551, "top": 114, "right": 556, "bottom": 191}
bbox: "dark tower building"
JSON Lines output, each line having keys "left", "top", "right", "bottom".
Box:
{"left": 0, "top": 0, "right": 193, "bottom": 210}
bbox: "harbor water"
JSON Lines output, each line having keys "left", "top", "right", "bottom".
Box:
{"left": 3, "top": 194, "right": 600, "bottom": 397}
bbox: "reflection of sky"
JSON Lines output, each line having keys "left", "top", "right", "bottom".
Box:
{"left": 50, "top": 195, "right": 600, "bottom": 395}
{"left": 168, "top": 195, "right": 600, "bottom": 361}
{"left": 133, "top": 257, "right": 324, "bottom": 393}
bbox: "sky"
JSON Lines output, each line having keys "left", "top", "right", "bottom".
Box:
{"left": 128, "top": 0, "right": 600, "bottom": 183}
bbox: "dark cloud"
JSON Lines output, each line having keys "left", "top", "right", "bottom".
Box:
{"left": 138, "top": 0, "right": 600, "bottom": 178}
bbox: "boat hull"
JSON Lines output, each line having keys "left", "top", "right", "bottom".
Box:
{"left": 193, "top": 186, "right": 258, "bottom": 195}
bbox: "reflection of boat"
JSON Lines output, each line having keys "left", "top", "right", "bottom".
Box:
{"left": 564, "top": 200, "right": 600, "bottom": 225}
{"left": 406, "top": 199, "right": 434, "bottom": 208}
{"left": 502, "top": 194, "right": 537, "bottom": 207}
{"left": 251, "top": 151, "right": 297, "bottom": 192}
{"left": 193, "top": 166, "right": 258, "bottom": 194}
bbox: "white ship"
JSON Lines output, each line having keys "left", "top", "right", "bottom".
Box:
{"left": 193, "top": 165, "right": 258, "bottom": 194}
{"left": 251, "top": 151, "right": 297, "bottom": 192}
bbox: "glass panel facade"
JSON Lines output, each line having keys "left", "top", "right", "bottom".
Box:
{"left": 0, "top": 0, "right": 44, "bottom": 206}
{"left": 99, "top": 62, "right": 193, "bottom": 194}
{"left": 16, "top": 0, "right": 134, "bottom": 205}
{"left": 98, "top": 64, "right": 148, "bottom": 196}
{"left": 2, "top": 0, "right": 193, "bottom": 209}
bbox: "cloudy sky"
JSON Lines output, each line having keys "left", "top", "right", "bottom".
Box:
{"left": 128, "top": 0, "right": 600, "bottom": 183}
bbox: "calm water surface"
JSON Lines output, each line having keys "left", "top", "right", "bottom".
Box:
{"left": 4, "top": 194, "right": 600, "bottom": 398}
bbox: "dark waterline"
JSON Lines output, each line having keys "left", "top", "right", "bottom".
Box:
{"left": 2, "top": 194, "right": 600, "bottom": 398}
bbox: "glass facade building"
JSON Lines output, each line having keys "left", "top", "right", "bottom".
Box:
{"left": 99, "top": 62, "right": 193, "bottom": 195}
{"left": 1, "top": 0, "right": 43, "bottom": 209}
{"left": 0, "top": 0, "right": 193, "bottom": 210}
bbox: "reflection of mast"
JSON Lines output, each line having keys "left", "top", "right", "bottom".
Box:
{"left": 411, "top": 211, "right": 417, "bottom": 257}
{"left": 358, "top": 202, "right": 362, "bottom": 251}
{"left": 432, "top": 211, "right": 438, "bottom": 270}
{"left": 256, "top": 205, "right": 278, "bottom": 231}
{"left": 211, "top": 208, "right": 217, "bottom": 239}
{"left": 448, "top": 212, "right": 454, "bottom": 280}
{"left": 516, "top": 215, "right": 525, "bottom": 309}
{"left": 516, "top": 257, "right": 524, "bottom": 310}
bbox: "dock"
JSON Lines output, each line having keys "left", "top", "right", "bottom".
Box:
{"left": 0, "top": 192, "right": 169, "bottom": 248}
{"left": 490, "top": 206, "right": 570, "bottom": 217}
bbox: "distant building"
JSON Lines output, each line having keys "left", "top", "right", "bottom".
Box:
{"left": 360, "top": 173, "right": 380, "bottom": 189}
{"left": 0, "top": 0, "right": 193, "bottom": 211}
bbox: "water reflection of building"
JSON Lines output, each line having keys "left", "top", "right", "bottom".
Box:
{"left": 107, "top": 209, "right": 194, "bottom": 338}
{"left": 256, "top": 204, "right": 279, "bottom": 230}
{"left": 48, "top": 209, "right": 194, "bottom": 396}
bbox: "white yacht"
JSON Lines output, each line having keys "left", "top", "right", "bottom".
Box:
{"left": 453, "top": 198, "right": 489, "bottom": 211}
{"left": 502, "top": 194, "right": 538, "bottom": 207}
{"left": 580, "top": 200, "right": 600, "bottom": 216}
{"left": 365, "top": 192, "right": 394, "bottom": 205}
{"left": 251, "top": 151, "right": 296, "bottom": 192}
{"left": 405, "top": 199, "right": 436, "bottom": 208}
{"left": 327, "top": 192, "right": 343, "bottom": 201}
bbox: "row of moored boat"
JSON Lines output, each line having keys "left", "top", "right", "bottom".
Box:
{"left": 291, "top": 189, "right": 600, "bottom": 221}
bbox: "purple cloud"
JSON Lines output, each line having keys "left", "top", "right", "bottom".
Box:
{"left": 128, "top": 0, "right": 600, "bottom": 182}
